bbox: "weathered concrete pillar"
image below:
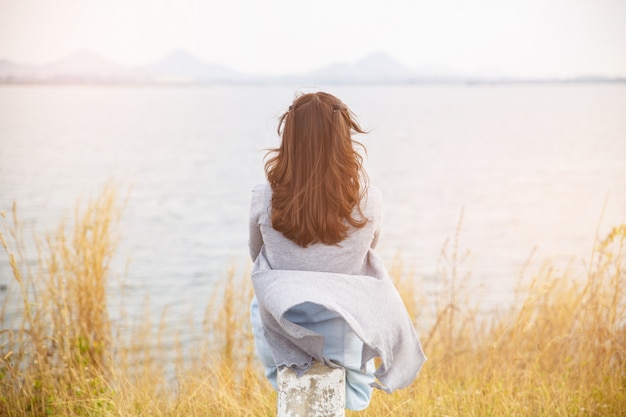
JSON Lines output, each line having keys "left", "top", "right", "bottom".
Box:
{"left": 277, "top": 361, "right": 346, "bottom": 417}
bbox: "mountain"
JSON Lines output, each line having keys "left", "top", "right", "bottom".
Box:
{"left": 0, "top": 59, "right": 15, "bottom": 70}
{"left": 0, "top": 58, "right": 42, "bottom": 81}
{"left": 302, "top": 52, "right": 417, "bottom": 83}
{"left": 44, "top": 49, "right": 132, "bottom": 76}
{"left": 0, "top": 50, "right": 147, "bottom": 83}
{"left": 0, "top": 49, "right": 242, "bottom": 84}
{"left": 142, "top": 48, "right": 242, "bottom": 82}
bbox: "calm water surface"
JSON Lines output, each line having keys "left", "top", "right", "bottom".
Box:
{"left": 1, "top": 84, "right": 625, "bottom": 324}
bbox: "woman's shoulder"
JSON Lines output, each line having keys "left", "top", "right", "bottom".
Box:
{"left": 252, "top": 183, "right": 271, "bottom": 196}
{"left": 250, "top": 183, "right": 272, "bottom": 217}
{"left": 359, "top": 184, "right": 382, "bottom": 224}
{"left": 365, "top": 184, "right": 382, "bottom": 201}
{"left": 252, "top": 183, "right": 274, "bottom": 199}
{"left": 363, "top": 184, "right": 382, "bottom": 208}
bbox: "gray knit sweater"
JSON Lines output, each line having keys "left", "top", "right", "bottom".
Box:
{"left": 249, "top": 184, "right": 426, "bottom": 392}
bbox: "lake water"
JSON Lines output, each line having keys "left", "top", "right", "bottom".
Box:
{"left": 1, "top": 83, "right": 625, "bottom": 324}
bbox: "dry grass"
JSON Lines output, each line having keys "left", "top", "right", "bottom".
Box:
{"left": 1, "top": 187, "right": 624, "bottom": 416}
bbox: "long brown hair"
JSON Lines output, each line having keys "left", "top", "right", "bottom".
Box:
{"left": 264, "top": 92, "right": 368, "bottom": 247}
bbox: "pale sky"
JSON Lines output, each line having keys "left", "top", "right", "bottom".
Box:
{"left": 1, "top": 0, "right": 625, "bottom": 77}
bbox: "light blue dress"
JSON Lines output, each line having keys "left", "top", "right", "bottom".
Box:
{"left": 250, "top": 297, "right": 375, "bottom": 410}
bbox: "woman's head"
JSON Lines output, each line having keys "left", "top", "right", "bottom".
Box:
{"left": 265, "top": 91, "right": 368, "bottom": 247}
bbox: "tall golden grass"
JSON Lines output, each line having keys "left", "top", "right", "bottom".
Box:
{"left": 1, "top": 187, "right": 624, "bottom": 416}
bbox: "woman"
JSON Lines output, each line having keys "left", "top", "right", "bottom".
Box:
{"left": 249, "top": 92, "right": 425, "bottom": 411}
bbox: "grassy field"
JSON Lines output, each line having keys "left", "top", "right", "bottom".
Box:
{"left": 1, "top": 187, "right": 624, "bottom": 416}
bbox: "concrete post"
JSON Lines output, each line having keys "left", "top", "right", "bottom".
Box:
{"left": 277, "top": 361, "right": 346, "bottom": 417}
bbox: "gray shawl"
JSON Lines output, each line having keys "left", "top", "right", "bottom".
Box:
{"left": 251, "top": 247, "right": 426, "bottom": 393}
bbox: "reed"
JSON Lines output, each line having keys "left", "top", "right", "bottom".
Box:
{"left": 1, "top": 188, "right": 624, "bottom": 416}
{"left": 1, "top": 186, "right": 119, "bottom": 415}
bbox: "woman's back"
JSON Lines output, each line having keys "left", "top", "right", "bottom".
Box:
{"left": 249, "top": 184, "right": 383, "bottom": 276}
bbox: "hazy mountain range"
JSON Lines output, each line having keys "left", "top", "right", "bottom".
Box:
{"left": 0, "top": 49, "right": 622, "bottom": 85}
